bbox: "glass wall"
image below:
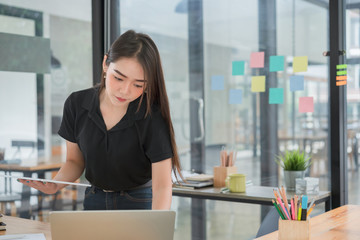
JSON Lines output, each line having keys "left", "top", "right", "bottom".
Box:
{"left": 0, "top": 0, "right": 92, "bottom": 158}
{"left": 119, "top": 1, "right": 192, "bottom": 237}
{"left": 1, "top": 0, "right": 358, "bottom": 238}
{"left": 0, "top": 0, "right": 92, "bottom": 217}
{"left": 203, "top": 1, "right": 328, "bottom": 239}
{"left": 120, "top": 0, "right": 331, "bottom": 239}
{"left": 346, "top": 0, "right": 360, "bottom": 204}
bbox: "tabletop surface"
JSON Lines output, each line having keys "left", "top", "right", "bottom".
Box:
{"left": 0, "top": 155, "right": 64, "bottom": 171}
{"left": 278, "top": 134, "right": 327, "bottom": 141}
{"left": 255, "top": 204, "right": 360, "bottom": 240}
{"left": 2, "top": 205, "right": 355, "bottom": 240}
{"left": 173, "top": 185, "right": 331, "bottom": 203}
{"left": 0, "top": 215, "right": 51, "bottom": 239}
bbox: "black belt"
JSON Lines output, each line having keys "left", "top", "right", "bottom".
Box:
{"left": 95, "top": 180, "right": 152, "bottom": 192}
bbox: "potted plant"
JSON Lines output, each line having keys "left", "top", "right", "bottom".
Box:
{"left": 275, "top": 150, "right": 312, "bottom": 191}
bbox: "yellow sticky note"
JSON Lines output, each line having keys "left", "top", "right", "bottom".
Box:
{"left": 293, "top": 56, "right": 308, "bottom": 73}
{"left": 251, "top": 76, "right": 266, "bottom": 92}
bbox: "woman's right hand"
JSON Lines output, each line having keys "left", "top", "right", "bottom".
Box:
{"left": 17, "top": 179, "right": 59, "bottom": 194}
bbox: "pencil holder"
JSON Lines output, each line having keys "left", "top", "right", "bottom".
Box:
{"left": 213, "top": 166, "right": 237, "bottom": 187}
{"left": 278, "top": 219, "right": 310, "bottom": 240}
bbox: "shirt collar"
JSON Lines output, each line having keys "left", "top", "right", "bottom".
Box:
{"left": 81, "top": 87, "right": 147, "bottom": 131}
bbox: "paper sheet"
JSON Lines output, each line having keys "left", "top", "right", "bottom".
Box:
{"left": 250, "top": 52, "right": 265, "bottom": 68}
{"left": 251, "top": 76, "right": 266, "bottom": 92}
{"left": 269, "top": 88, "right": 284, "bottom": 104}
{"left": 0, "top": 233, "right": 46, "bottom": 240}
{"left": 211, "top": 75, "right": 225, "bottom": 90}
{"left": 228, "top": 89, "right": 242, "bottom": 104}
{"left": 269, "top": 55, "right": 284, "bottom": 72}
{"left": 232, "top": 61, "right": 245, "bottom": 75}
{"left": 299, "top": 97, "right": 314, "bottom": 113}
{"left": 290, "top": 75, "right": 304, "bottom": 91}
{"left": 293, "top": 56, "right": 308, "bottom": 73}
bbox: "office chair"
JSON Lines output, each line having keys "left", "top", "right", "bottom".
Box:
{"left": 0, "top": 163, "right": 21, "bottom": 217}
{"left": 0, "top": 140, "right": 36, "bottom": 216}
{"left": 0, "top": 193, "right": 21, "bottom": 216}
{"left": 11, "top": 140, "right": 36, "bottom": 160}
{"left": 255, "top": 207, "right": 279, "bottom": 238}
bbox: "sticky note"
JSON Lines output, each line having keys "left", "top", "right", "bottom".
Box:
{"left": 336, "top": 64, "right": 347, "bottom": 86}
{"left": 269, "top": 88, "right": 284, "bottom": 104}
{"left": 337, "top": 70, "right": 347, "bottom": 75}
{"left": 211, "top": 75, "right": 225, "bottom": 90}
{"left": 336, "top": 64, "right": 347, "bottom": 69}
{"left": 232, "top": 61, "right": 245, "bottom": 75}
{"left": 269, "top": 56, "right": 284, "bottom": 72}
{"left": 229, "top": 89, "right": 242, "bottom": 104}
{"left": 250, "top": 52, "right": 265, "bottom": 68}
{"left": 293, "top": 56, "right": 308, "bottom": 73}
{"left": 299, "top": 97, "right": 314, "bottom": 113}
{"left": 251, "top": 76, "right": 266, "bottom": 92}
{"left": 336, "top": 81, "right": 347, "bottom": 86}
{"left": 290, "top": 75, "right": 304, "bottom": 91}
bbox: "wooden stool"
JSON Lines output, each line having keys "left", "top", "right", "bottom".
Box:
{"left": 0, "top": 193, "right": 21, "bottom": 216}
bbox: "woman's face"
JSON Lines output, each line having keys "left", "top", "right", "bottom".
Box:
{"left": 103, "top": 57, "right": 146, "bottom": 108}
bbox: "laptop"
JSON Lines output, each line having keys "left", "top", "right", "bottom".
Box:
{"left": 50, "top": 210, "right": 176, "bottom": 240}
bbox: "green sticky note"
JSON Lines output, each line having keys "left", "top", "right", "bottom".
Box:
{"left": 232, "top": 61, "right": 245, "bottom": 75}
{"left": 269, "top": 88, "right": 284, "bottom": 104}
{"left": 269, "top": 56, "right": 284, "bottom": 72}
{"left": 293, "top": 56, "right": 308, "bottom": 73}
{"left": 251, "top": 76, "right": 266, "bottom": 92}
{"left": 336, "top": 64, "right": 347, "bottom": 69}
{"left": 337, "top": 70, "right": 347, "bottom": 75}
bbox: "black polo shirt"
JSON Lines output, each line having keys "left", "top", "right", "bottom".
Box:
{"left": 58, "top": 87, "right": 173, "bottom": 191}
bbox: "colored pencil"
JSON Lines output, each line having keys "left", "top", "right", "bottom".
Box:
{"left": 280, "top": 186, "right": 291, "bottom": 218}
{"left": 291, "top": 198, "right": 295, "bottom": 220}
{"left": 307, "top": 203, "right": 316, "bottom": 218}
{"left": 272, "top": 199, "right": 285, "bottom": 220}
{"left": 294, "top": 195, "right": 298, "bottom": 221}
{"left": 307, "top": 198, "right": 315, "bottom": 210}
{"left": 277, "top": 197, "right": 290, "bottom": 220}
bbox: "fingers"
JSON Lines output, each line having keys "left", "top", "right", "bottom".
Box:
{"left": 17, "top": 179, "right": 57, "bottom": 194}
{"left": 32, "top": 180, "right": 47, "bottom": 188}
{"left": 17, "top": 179, "right": 42, "bottom": 188}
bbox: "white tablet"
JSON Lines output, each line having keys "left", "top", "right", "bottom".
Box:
{"left": 0, "top": 174, "right": 91, "bottom": 187}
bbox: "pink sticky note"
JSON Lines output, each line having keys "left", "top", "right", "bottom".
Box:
{"left": 250, "top": 52, "right": 265, "bottom": 68}
{"left": 299, "top": 97, "right": 314, "bottom": 113}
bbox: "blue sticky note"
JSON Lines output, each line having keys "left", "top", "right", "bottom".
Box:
{"left": 229, "top": 89, "right": 242, "bottom": 104}
{"left": 211, "top": 75, "right": 225, "bottom": 90}
{"left": 269, "top": 88, "right": 284, "bottom": 104}
{"left": 269, "top": 56, "right": 284, "bottom": 72}
{"left": 232, "top": 61, "right": 245, "bottom": 75}
{"left": 290, "top": 75, "right": 304, "bottom": 91}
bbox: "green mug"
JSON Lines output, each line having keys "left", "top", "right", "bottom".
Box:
{"left": 226, "top": 174, "right": 246, "bottom": 193}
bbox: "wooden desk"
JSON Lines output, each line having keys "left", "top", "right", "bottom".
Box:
{"left": 278, "top": 134, "right": 327, "bottom": 153}
{"left": 0, "top": 156, "right": 63, "bottom": 218}
{"left": 255, "top": 205, "right": 360, "bottom": 240}
{"left": 0, "top": 215, "right": 51, "bottom": 239}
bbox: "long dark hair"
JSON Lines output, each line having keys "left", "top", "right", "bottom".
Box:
{"left": 99, "top": 30, "right": 183, "bottom": 181}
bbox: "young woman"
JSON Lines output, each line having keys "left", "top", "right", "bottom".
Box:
{"left": 19, "top": 30, "right": 182, "bottom": 210}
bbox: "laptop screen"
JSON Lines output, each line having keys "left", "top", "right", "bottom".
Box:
{"left": 50, "top": 210, "right": 176, "bottom": 240}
